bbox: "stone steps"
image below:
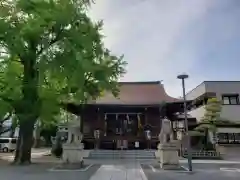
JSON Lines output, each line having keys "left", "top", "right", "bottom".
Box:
{"left": 86, "top": 150, "right": 156, "bottom": 159}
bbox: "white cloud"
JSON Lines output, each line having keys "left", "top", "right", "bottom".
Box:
{"left": 88, "top": 0, "right": 221, "bottom": 97}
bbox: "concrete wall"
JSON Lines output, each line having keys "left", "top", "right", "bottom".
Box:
{"left": 188, "top": 105, "right": 240, "bottom": 123}
{"left": 186, "top": 82, "right": 206, "bottom": 100}
{"left": 188, "top": 106, "right": 205, "bottom": 122}
{"left": 217, "top": 127, "right": 240, "bottom": 133}
{"left": 221, "top": 105, "right": 240, "bottom": 122}
{"left": 186, "top": 81, "right": 240, "bottom": 100}
{"left": 205, "top": 81, "right": 240, "bottom": 122}
{"left": 187, "top": 81, "right": 240, "bottom": 123}
{"left": 216, "top": 145, "right": 240, "bottom": 159}
{"left": 205, "top": 81, "right": 240, "bottom": 99}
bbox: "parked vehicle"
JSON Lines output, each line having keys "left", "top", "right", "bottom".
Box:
{"left": 0, "top": 138, "right": 17, "bottom": 152}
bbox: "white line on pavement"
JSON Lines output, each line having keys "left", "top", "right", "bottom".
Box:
{"left": 220, "top": 168, "right": 240, "bottom": 172}
{"left": 180, "top": 159, "right": 240, "bottom": 164}
{"left": 139, "top": 166, "right": 148, "bottom": 180}
{"left": 48, "top": 164, "right": 93, "bottom": 172}
{"left": 149, "top": 165, "right": 156, "bottom": 172}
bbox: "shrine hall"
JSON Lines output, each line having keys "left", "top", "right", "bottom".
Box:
{"left": 65, "top": 81, "right": 195, "bottom": 150}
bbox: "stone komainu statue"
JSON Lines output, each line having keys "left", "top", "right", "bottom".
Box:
{"left": 159, "top": 118, "right": 173, "bottom": 143}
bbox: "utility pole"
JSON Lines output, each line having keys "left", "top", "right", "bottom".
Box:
{"left": 177, "top": 73, "right": 193, "bottom": 171}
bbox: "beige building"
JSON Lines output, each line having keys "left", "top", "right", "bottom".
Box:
{"left": 186, "top": 81, "right": 240, "bottom": 122}
{"left": 186, "top": 81, "right": 240, "bottom": 145}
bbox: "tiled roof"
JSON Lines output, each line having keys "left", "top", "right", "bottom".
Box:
{"left": 92, "top": 81, "right": 178, "bottom": 105}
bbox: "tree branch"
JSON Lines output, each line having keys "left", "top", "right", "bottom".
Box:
{"left": 37, "top": 28, "right": 64, "bottom": 56}
{"left": 0, "top": 94, "right": 15, "bottom": 103}
{"left": 0, "top": 127, "right": 11, "bottom": 135}
{"left": 0, "top": 112, "right": 12, "bottom": 123}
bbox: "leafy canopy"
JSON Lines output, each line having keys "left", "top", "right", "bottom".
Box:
{"left": 195, "top": 97, "right": 222, "bottom": 132}
{"left": 0, "top": 0, "right": 126, "bottom": 122}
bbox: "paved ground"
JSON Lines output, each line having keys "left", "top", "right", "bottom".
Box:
{"left": 142, "top": 162, "right": 240, "bottom": 180}
{"left": 0, "top": 163, "right": 100, "bottom": 180}
{"left": 0, "top": 148, "right": 58, "bottom": 163}
{"left": 1, "top": 161, "right": 240, "bottom": 180}
{"left": 89, "top": 163, "right": 147, "bottom": 180}
{"left": 1, "top": 152, "right": 240, "bottom": 180}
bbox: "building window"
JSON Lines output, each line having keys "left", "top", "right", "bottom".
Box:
{"left": 222, "top": 94, "right": 239, "bottom": 105}
{"left": 217, "top": 133, "right": 240, "bottom": 144}
{"left": 235, "top": 133, "right": 240, "bottom": 143}
{"left": 217, "top": 133, "right": 228, "bottom": 143}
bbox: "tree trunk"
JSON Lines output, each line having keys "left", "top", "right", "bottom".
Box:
{"left": 14, "top": 121, "right": 34, "bottom": 164}
{"left": 13, "top": 128, "right": 22, "bottom": 163}
{"left": 13, "top": 52, "right": 40, "bottom": 164}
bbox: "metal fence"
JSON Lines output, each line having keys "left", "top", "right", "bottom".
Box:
{"left": 183, "top": 150, "right": 221, "bottom": 158}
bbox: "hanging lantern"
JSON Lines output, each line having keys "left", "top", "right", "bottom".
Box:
{"left": 94, "top": 129, "right": 100, "bottom": 139}
{"left": 145, "top": 130, "right": 151, "bottom": 140}
{"left": 138, "top": 114, "right": 142, "bottom": 129}
{"left": 104, "top": 114, "right": 107, "bottom": 136}
{"left": 126, "top": 114, "right": 129, "bottom": 123}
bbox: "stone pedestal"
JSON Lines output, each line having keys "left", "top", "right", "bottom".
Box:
{"left": 62, "top": 143, "right": 84, "bottom": 163}
{"left": 158, "top": 142, "right": 179, "bottom": 169}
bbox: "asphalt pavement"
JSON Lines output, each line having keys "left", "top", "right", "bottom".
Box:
{"left": 1, "top": 156, "right": 240, "bottom": 180}
{"left": 141, "top": 163, "right": 240, "bottom": 180}
{"left": 0, "top": 163, "right": 101, "bottom": 180}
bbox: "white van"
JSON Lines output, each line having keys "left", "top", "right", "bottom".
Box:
{"left": 0, "top": 138, "right": 17, "bottom": 152}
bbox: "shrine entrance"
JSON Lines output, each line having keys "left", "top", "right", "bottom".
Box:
{"left": 104, "top": 113, "right": 140, "bottom": 150}
{"left": 116, "top": 140, "right": 128, "bottom": 149}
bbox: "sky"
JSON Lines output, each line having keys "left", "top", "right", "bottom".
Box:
{"left": 89, "top": 0, "right": 240, "bottom": 98}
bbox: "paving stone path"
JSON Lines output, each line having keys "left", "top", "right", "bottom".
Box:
{"left": 89, "top": 164, "right": 147, "bottom": 180}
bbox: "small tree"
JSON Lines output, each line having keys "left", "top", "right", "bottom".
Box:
{"left": 195, "top": 97, "right": 222, "bottom": 150}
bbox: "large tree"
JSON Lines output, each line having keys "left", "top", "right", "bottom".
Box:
{"left": 0, "top": 0, "right": 126, "bottom": 164}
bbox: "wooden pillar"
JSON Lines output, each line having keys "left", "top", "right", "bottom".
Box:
{"left": 80, "top": 114, "right": 83, "bottom": 133}
{"left": 145, "top": 108, "right": 148, "bottom": 125}
{"left": 159, "top": 107, "right": 162, "bottom": 130}
{"left": 97, "top": 108, "right": 100, "bottom": 149}
{"left": 79, "top": 105, "right": 84, "bottom": 133}
{"left": 97, "top": 108, "right": 100, "bottom": 129}
{"left": 137, "top": 113, "right": 141, "bottom": 137}
{"left": 104, "top": 113, "right": 107, "bottom": 136}
{"left": 79, "top": 115, "right": 81, "bottom": 133}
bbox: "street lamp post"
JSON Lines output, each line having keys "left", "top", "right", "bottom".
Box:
{"left": 177, "top": 73, "right": 193, "bottom": 171}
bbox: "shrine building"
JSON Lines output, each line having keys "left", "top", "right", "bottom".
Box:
{"left": 65, "top": 81, "right": 194, "bottom": 150}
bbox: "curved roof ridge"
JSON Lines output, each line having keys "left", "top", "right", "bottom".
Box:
{"left": 94, "top": 81, "right": 179, "bottom": 104}
{"left": 160, "top": 83, "right": 179, "bottom": 102}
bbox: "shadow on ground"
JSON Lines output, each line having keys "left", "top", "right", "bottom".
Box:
{"left": 0, "top": 161, "right": 100, "bottom": 180}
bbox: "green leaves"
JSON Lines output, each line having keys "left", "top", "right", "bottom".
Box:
{"left": 0, "top": 56, "right": 23, "bottom": 114}
{"left": 195, "top": 123, "right": 216, "bottom": 132}
{"left": 195, "top": 97, "right": 222, "bottom": 132}
{"left": 0, "top": 0, "right": 126, "bottom": 127}
{"left": 203, "top": 98, "right": 222, "bottom": 121}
